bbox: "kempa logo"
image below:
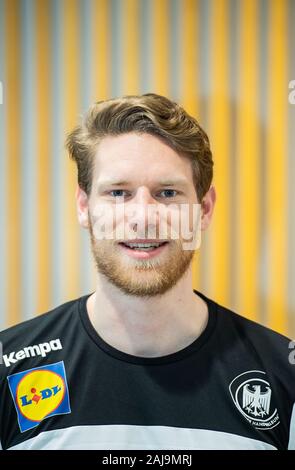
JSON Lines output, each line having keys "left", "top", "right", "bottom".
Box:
{"left": 1, "top": 339, "right": 62, "bottom": 367}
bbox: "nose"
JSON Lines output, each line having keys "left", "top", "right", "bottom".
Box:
{"left": 126, "top": 187, "right": 159, "bottom": 236}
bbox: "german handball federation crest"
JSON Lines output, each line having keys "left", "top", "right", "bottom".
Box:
{"left": 229, "top": 370, "right": 280, "bottom": 430}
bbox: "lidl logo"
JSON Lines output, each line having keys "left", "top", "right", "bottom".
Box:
{"left": 7, "top": 361, "right": 71, "bottom": 432}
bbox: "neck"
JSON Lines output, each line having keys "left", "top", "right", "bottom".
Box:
{"left": 87, "top": 266, "right": 208, "bottom": 358}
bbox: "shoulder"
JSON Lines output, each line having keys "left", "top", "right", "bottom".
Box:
{"left": 217, "top": 301, "right": 292, "bottom": 350}
{"left": 0, "top": 297, "right": 79, "bottom": 343}
{"left": 0, "top": 296, "right": 85, "bottom": 374}
{"left": 196, "top": 289, "right": 292, "bottom": 350}
{"left": 196, "top": 289, "right": 295, "bottom": 381}
{"left": 209, "top": 296, "right": 295, "bottom": 387}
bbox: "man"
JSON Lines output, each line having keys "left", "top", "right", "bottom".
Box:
{"left": 0, "top": 93, "right": 294, "bottom": 450}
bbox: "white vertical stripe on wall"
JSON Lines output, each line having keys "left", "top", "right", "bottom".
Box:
{"left": 51, "top": 0, "right": 66, "bottom": 308}
{"left": 0, "top": 0, "right": 7, "bottom": 330}
{"left": 79, "top": 0, "right": 95, "bottom": 297}
{"left": 21, "top": 0, "right": 37, "bottom": 321}
{"left": 288, "top": 0, "right": 295, "bottom": 335}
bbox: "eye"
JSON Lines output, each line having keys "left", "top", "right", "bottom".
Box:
{"left": 109, "top": 190, "right": 129, "bottom": 198}
{"left": 159, "top": 189, "right": 178, "bottom": 198}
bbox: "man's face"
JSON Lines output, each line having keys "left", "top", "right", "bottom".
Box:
{"left": 84, "top": 132, "right": 202, "bottom": 297}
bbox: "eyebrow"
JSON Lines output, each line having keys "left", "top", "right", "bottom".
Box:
{"left": 158, "top": 179, "right": 188, "bottom": 186}
{"left": 96, "top": 181, "right": 130, "bottom": 192}
{"left": 97, "top": 178, "right": 189, "bottom": 190}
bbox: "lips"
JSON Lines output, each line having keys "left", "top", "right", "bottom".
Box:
{"left": 120, "top": 241, "right": 168, "bottom": 251}
{"left": 118, "top": 240, "right": 169, "bottom": 259}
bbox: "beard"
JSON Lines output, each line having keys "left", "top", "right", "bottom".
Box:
{"left": 88, "top": 217, "right": 195, "bottom": 298}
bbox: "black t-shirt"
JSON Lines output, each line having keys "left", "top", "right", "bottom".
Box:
{"left": 0, "top": 289, "right": 294, "bottom": 450}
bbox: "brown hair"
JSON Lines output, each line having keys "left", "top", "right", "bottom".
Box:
{"left": 66, "top": 93, "right": 213, "bottom": 201}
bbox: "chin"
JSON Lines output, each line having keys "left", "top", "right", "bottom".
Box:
{"left": 114, "top": 282, "right": 176, "bottom": 298}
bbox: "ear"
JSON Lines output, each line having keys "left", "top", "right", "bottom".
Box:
{"left": 76, "top": 186, "right": 89, "bottom": 229}
{"left": 201, "top": 185, "right": 216, "bottom": 231}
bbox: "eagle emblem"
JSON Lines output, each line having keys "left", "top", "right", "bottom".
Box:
{"left": 242, "top": 384, "right": 271, "bottom": 417}
{"left": 229, "top": 370, "right": 280, "bottom": 429}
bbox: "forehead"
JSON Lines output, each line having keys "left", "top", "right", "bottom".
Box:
{"left": 92, "top": 132, "right": 194, "bottom": 185}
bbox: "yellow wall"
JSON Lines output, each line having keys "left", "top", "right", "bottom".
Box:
{"left": 0, "top": 0, "right": 294, "bottom": 337}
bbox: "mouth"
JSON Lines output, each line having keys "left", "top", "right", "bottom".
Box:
{"left": 118, "top": 240, "right": 169, "bottom": 259}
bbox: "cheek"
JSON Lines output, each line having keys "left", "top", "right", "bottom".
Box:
{"left": 88, "top": 202, "right": 116, "bottom": 240}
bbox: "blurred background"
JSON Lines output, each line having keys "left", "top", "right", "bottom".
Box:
{"left": 0, "top": 0, "right": 294, "bottom": 337}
